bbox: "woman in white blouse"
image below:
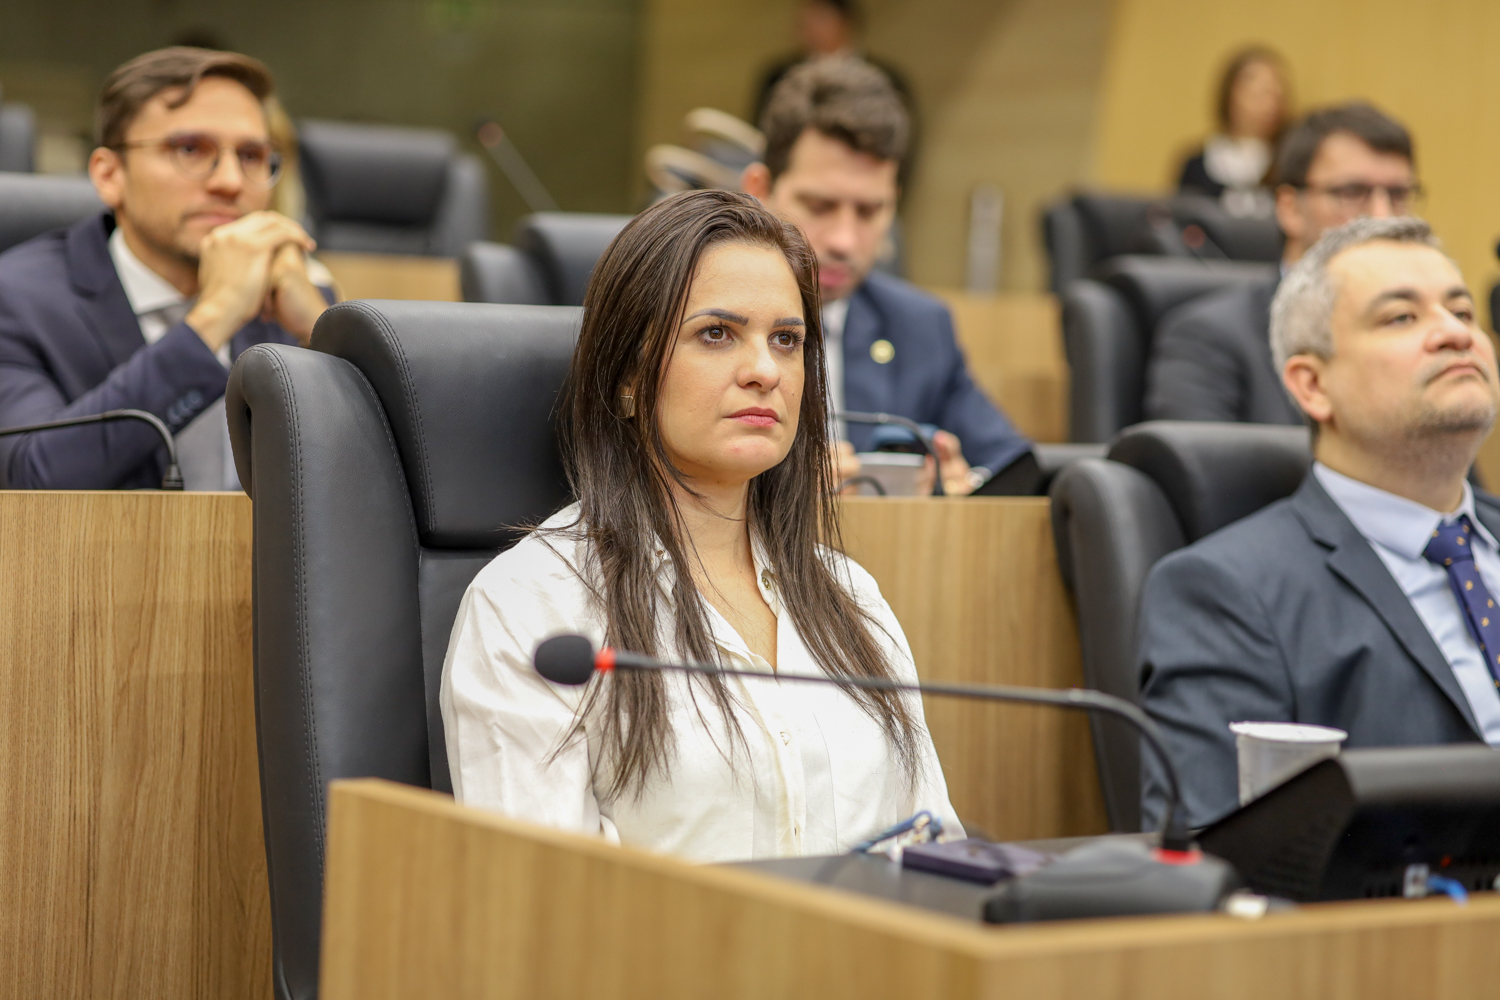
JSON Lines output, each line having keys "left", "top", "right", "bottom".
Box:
{"left": 440, "top": 189, "right": 961, "bottom": 862}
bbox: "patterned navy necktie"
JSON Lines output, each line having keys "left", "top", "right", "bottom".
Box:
{"left": 1423, "top": 515, "right": 1500, "bottom": 689}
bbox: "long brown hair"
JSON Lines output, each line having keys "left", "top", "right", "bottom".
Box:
{"left": 550, "top": 189, "right": 919, "bottom": 798}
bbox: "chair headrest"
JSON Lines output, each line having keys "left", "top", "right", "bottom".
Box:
{"left": 1169, "top": 194, "right": 1283, "bottom": 263}
{"left": 0, "top": 174, "right": 103, "bottom": 254}
{"left": 1097, "top": 255, "right": 1278, "bottom": 332}
{"left": 312, "top": 300, "right": 578, "bottom": 548}
{"left": 1070, "top": 194, "right": 1159, "bottom": 260}
{"left": 1107, "top": 421, "right": 1311, "bottom": 542}
{"left": 299, "top": 120, "right": 455, "bottom": 226}
{"left": 513, "top": 212, "right": 632, "bottom": 306}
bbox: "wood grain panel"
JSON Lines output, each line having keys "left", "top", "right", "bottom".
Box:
{"left": 933, "top": 289, "right": 1068, "bottom": 443}
{"left": 321, "top": 779, "right": 1500, "bottom": 1000}
{"left": 0, "top": 491, "right": 269, "bottom": 1000}
{"left": 838, "top": 497, "right": 1106, "bottom": 841}
{"left": 320, "top": 251, "right": 462, "bottom": 302}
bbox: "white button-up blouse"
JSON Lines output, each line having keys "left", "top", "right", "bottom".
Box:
{"left": 439, "top": 504, "right": 963, "bottom": 863}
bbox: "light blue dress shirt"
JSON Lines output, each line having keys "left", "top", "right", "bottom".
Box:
{"left": 1314, "top": 463, "right": 1500, "bottom": 745}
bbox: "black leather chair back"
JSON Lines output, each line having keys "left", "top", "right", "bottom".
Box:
{"left": 459, "top": 240, "right": 550, "bottom": 305}
{"left": 0, "top": 102, "right": 36, "bottom": 173}
{"left": 1050, "top": 421, "right": 1310, "bottom": 831}
{"left": 226, "top": 300, "right": 578, "bottom": 1000}
{"left": 1169, "top": 194, "right": 1283, "bottom": 263}
{"left": 1062, "top": 256, "right": 1278, "bottom": 442}
{"left": 0, "top": 173, "right": 103, "bottom": 254}
{"left": 512, "top": 212, "right": 631, "bottom": 306}
{"left": 299, "top": 120, "right": 489, "bottom": 257}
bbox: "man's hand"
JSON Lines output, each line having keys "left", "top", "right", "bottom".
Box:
{"left": 831, "top": 440, "right": 861, "bottom": 494}
{"left": 185, "top": 211, "right": 315, "bottom": 352}
{"left": 914, "top": 430, "right": 977, "bottom": 496}
{"left": 262, "top": 243, "right": 329, "bottom": 346}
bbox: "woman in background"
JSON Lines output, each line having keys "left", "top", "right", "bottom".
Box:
{"left": 1177, "top": 47, "right": 1292, "bottom": 218}
{"left": 440, "top": 189, "right": 960, "bottom": 862}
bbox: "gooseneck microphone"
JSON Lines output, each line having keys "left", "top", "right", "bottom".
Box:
{"left": 835, "top": 411, "right": 946, "bottom": 496}
{"left": 0, "top": 408, "right": 185, "bottom": 490}
{"left": 534, "top": 634, "right": 1193, "bottom": 851}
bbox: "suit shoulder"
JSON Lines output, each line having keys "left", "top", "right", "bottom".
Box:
{"left": 1158, "top": 276, "right": 1273, "bottom": 341}
{"left": 859, "top": 271, "right": 951, "bottom": 323}
{"left": 1148, "top": 495, "right": 1311, "bottom": 587}
{"left": 0, "top": 228, "right": 70, "bottom": 291}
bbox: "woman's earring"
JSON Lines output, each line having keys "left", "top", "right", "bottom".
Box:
{"left": 619, "top": 389, "right": 636, "bottom": 419}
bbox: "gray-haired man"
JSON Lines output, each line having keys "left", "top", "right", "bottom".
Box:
{"left": 1139, "top": 216, "right": 1500, "bottom": 830}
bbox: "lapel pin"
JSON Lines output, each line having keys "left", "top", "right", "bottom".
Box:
{"left": 870, "top": 339, "right": 895, "bottom": 364}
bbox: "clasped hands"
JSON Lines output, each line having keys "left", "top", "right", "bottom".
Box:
{"left": 184, "top": 211, "right": 328, "bottom": 351}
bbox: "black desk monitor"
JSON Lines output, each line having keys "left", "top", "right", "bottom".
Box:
{"left": 1200, "top": 744, "right": 1500, "bottom": 902}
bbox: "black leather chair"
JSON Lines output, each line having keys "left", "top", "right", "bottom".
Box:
{"left": 1042, "top": 193, "right": 1163, "bottom": 295}
{"left": 1168, "top": 194, "right": 1282, "bottom": 263}
{"left": 511, "top": 212, "right": 631, "bottom": 306}
{"left": 461, "top": 212, "right": 631, "bottom": 306}
{"left": 0, "top": 101, "right": 35, "bottom": 173}
{"left": 0, "top": 172, "right": 104, "bottom": 254}
{"left": 1061, "top": 256, "right": 1278, "bottom": 442}
{"left": 298, "top": 120, "right": 489, "bottom": 257}
{"left": 225, "top": 300, "right": 578, "bottom": 1000}
{"left": 1049, "top": 421, "right": 1311, "bottom": 831}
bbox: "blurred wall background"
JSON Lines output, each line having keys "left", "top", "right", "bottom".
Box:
{"left": 0, "top": 0, "right": 642, "bottom": 240}
{"left": 1095, "top": 0, "right": 1500, "bottom": 305}
{"left": 635, "top": 0, "right": 1111, "bottom": 293}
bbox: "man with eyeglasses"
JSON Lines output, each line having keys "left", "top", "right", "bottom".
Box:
{"left": 0, "top": 47, "right": 331, "bottom": 489}
{"left": 1145, "top": 102, "right": 1418, "bottom": 425}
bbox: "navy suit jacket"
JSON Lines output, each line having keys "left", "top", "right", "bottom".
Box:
{"left": 1139, "top": 473, "right": 1491, "bottom": 830}
{"left": 0, "top": 213, "right": 300, "bottom": 488}
{"left": 842, "top": 271, "right": 1032, "bottom": 476}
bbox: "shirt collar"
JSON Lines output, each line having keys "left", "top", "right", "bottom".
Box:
{"left": 108, "top": 226, "right": 188, "bottom": 317}
{"left": 822, "top": 297, "right": 850, "bottom": 342}
{"left": 1312, "top": 461, "right": 1496, "bottom": 559}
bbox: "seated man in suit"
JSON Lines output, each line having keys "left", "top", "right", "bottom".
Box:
{"left": 1143, "top": 103, "right": 1417, "bottom": 425}
{"left": 741, "top": 58, "right": 1036, "bottom": 495}
{"left": 0, "top": 46, "right": 330, "bottom": 489}
{"left": 1140, "top": 216, "right": 1500, "bottom": 830}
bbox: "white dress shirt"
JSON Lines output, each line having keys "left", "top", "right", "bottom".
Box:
{"left": 822, "top": 297, "right": 849, "bottom": 440}
{"left": 108, "top": 228, "right": 238, "bottom": 491}
{"left": 1314, "top": 463, "right": 1500, "bottom": 743}
{"left": 440, "top": 503, "right": 963, "bottom": 862}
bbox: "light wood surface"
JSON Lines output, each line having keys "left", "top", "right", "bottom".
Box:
{"left": 839, "top": 497, "right": 1106, "bottom": 841}
{"left": 320, "top": 778, "right": 1500, "bottom": 1000}
{"left": 320, "top": 251, "right": 462, "bottom": 303}
{"left": 0, "top": 491, "right": 269, "bottom": 999}
{"left": 933, "top": 289, "right": 1068, "bottom": 443}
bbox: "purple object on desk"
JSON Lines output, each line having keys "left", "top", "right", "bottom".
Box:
{"left": 901, "top": 839, "right": 1052, "bottom": 885}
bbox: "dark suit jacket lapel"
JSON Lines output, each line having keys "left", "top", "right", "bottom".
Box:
{"left": 66, "top": 214, "right": 147, "bottom": 370}
{"left": 840, "top": 282, "right": 896, "bottom": 414}
{"left": 1293, "top": 474, "right": 1484, "bottom": 737}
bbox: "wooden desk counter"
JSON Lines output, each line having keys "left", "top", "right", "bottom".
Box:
{"left": 839, "top": 497, "right": 1106, "bottom": 841}
{"left": 321, "top": 779, "right": 1500, "bottom": 1000}
{"left": 0, "top": 491, "right": 267, "bottom": 999}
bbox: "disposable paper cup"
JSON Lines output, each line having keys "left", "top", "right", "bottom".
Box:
{"left": 1229, "top": 721, "right": 1348, "bottom": 806}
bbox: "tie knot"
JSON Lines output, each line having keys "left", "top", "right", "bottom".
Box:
{"left": 1424, "top": 516, "right": 1476, "bottom": 567}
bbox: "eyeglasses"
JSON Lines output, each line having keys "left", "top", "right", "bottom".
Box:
{"left": 111, "top": 133, "right": 283, "bottom": 188}
{"left": 1299, "top": 182, "right": 1424, "bottom": 214}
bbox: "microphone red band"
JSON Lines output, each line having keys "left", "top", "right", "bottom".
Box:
{"left": 597, "top": 647, "right": 617, "bottom": 674}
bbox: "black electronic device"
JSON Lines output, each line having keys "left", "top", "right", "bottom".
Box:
{"left": 0, "top": 408, "right": 184, "bottom": 490}
{"left": 984, "top": 839, "right": 1240, "bottom": 922}
{"left": 1199, "top": 744, "right": 1500, "bottom": 902}
{"left": 901, "top": 839, "right": 1048, "bottom": 885}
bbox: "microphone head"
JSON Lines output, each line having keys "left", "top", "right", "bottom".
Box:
{"left": 534, "top": 634, "right": 598, "bottom": 685}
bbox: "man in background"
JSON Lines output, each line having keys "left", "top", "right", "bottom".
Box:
{"left": 1140, "top": 218, "right": 1500, "bottom": 829}
{"left": 1144, "top": 103, "right": 1418, "bottom": 425}
{"left": 0, "top": 46, "right": 331, "bottom": 489}
{"left": 742, "top": 58, "right": 1035, "bottom": 494}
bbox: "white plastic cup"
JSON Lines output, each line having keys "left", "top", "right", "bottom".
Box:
{"left": 1229, "top": 721, "right": 1348, "bottom": 806}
